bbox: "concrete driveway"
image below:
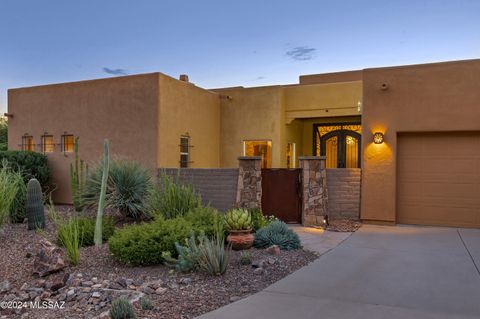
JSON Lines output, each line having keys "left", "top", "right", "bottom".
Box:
{"left": 197, "top": 225, "right": 480, "bottom": 319}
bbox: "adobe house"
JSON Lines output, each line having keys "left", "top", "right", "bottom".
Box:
{"left": 6, "top": 58, "right": 480, "bottom": 228}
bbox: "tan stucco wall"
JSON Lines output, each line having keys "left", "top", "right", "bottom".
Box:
{"left": 215, "top": 86, "right": 283, "bottom": 168}
{"left": 283, "top": 82, "right": 362, "bottom": 123}
{"left": 361, "top": 59, "right": 480, "bottom": 223}
{"left": 8, "top": 73, "right": 160, "bottom": 203}
{"left": 158, "top": 74, "right": 221, "bottom": 168}
{"left": 299, "top": 70, "right": 363, "bottom": 85}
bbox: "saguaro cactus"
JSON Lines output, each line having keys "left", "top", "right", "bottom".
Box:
{"left": 70, "top": 137, "right": 88, "bottom": 211}
{"left": 94, "top": 139, "right": 110, "bottom": 246}
{"left": 26, "top": 178, "right": 45, "bottom": 230}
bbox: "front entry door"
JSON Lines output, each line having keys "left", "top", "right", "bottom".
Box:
{"left": 319, "top": 130, "right": 361, "bottom": 168}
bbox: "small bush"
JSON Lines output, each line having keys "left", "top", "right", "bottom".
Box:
{"left": 57, "top": 216, "right": 115, "bottom": 247}
{"left": 0, "top": 151, "right": 49, "bottom": 186}
{"left": 254, "top": 221, "right": 301, "bottom": 250}
{"left": 57, "top": 217, "right": 81, "bottom": 266}
{"left": 250, "top": 208, "right": 278, "bottom": 231}
{"left": 10, "top": 179, "right": 27, "bottom": 223}
{"left": 163, "top": 232, "right": 203, "bottom": 272}
{"left": 239, "top": 251, "right": 252, "bottom": 265}
{"left": 148, "top": 172, "right": 202, "bottom": 219}
{"left": 140, "top": 297, "right": 154, "bottom": 310}
{"left": 110, "top": 296, "right": 136, "bottom": 319}
{"left": 81, "top": 160, "right": 151, "bottom": 219}
{"left": 197, "top": 233, "right": 230, "bottom": 275}
{"left": 108, "top": 217, "right": 193, "bottom": 266}
{"left": 0, "top": 162, "right": 20, "bottom": 227}
{"left": 184, "top": 206, "right": 224, "bottom": 237}
{"left": 0, "top": 118, "right": 7, "bottom": 151}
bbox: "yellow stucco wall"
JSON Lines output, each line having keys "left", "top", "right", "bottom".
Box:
{"left": 8, "top": 73, "right": 160, "bottom": 203}
{"left": 158, "top": 74, "right": 221, "bottom": 168}
{"left": 283, "top": 81, "right": 362, "bottom": 123}
{"left": 215, "top": 86, "right": 283, "bottom": 168}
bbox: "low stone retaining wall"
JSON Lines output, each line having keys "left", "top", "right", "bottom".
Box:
{"left": 326, "top": 168, "right": 361, "bottom": 220}
{"left": 160, "top": 168, "right": 239, "bottom": 212}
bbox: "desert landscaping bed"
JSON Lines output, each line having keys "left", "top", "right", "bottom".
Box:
{"left": 0, "top": 207, "right": 318, "bottom": 319}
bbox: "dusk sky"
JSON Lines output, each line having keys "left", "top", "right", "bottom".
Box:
{"left": 1, "top": 0, "right": 479, "bottom": 113}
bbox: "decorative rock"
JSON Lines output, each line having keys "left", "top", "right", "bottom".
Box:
{"left": 49, "top": 273, "right": 70, "bottom": 292}
{"left": 178, "top": 277, "right": 192, "bottom": 285}
{"left": 67, "top": 289, "right": 75, "bottom": 297}
{"left": 125, "top": 279, "right": 134, "bottom": 286}
{"left": 82, "top": 281, "right": 94, "bottom": 287}
{"left": 92, "top": 292, "right": 101, "bottom": 298}
{"left": 155, "top": 287, "right": 167, "bottom": 294}
{"left": 20, "top": 283, "right": 29, "bottom": 291}
{"left": 32, "top": 239, "right": 66, "bottom": 277}
{"left": 108, "top": 282, "right": 123, "bottom": 290}
{"left": 253, "top": 267, "right": 264, "bottom": 275}
{"left": 92, "top": 284, "right": 102, "bottom": 289}
{"left": 0, "top": 280, "right": 11, "bottom": 293}
{"left": 229, "top": 296, "right": 242, "bottom": 302}
{"left": 116, "top": 278, "right": 127, "bottom": 288}
{"left": 57, "top": 293, "right": 67, "bottom": 301}
{"left": 251, "top": 260, "right": 265, "bottom": 268}
{"left": 143, "top": 286, "right": 155, "bottom": 294}
{"left": 266, "top": 245, "right": 281, "bottom": 255}
{"left": 267, "top": 257, "right": 276, "bottom": 265}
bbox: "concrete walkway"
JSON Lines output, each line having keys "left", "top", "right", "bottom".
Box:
{"left": 197, "top": 225, "right": 480, "bottom": 319}
{"left": 289, "top": 224, "right": 352, "bottom": 255}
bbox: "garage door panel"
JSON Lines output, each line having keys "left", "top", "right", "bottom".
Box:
{"left": 397, "top": 132, "right": 480, "bottom": 228}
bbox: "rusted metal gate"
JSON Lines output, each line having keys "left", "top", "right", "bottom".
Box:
{"left": 261, "top": 169, "right": 302, "bottom": 223}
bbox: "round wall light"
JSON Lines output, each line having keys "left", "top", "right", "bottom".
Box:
{"left": 373, "top": 132, "right": 384, "bottom": 144}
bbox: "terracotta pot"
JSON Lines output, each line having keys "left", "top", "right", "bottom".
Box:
{"left": 227, "top": 229, "right": 254, "bottom": 250}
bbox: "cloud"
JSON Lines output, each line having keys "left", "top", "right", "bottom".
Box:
{"left": 256, "top": 76, "right": 265, "bottom": 80}
{"left": 285, "top": 46, "right": 316, "bottom": 61}
{"left": 102, "top": 67, "right": 129, "bottom": 75}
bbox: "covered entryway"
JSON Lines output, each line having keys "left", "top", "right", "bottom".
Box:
{"left": 261, "top": 169, "right": 302, "bottom": 223}
{"left": 397, "top": 132, "right": 480, "bottom": 228}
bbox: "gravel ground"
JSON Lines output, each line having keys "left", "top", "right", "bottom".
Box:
{"left": 0, "top": 206, "right": 318, "bottom": 319}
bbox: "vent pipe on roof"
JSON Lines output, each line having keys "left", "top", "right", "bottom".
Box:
{"left": 179, "top": 74, "right": 189, "bottom": 82}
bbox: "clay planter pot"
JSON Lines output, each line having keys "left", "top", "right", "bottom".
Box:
{"left": 227, "top": 229, "right": 254, "bottom": 250}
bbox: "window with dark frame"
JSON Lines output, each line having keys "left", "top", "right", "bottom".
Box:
{"left": 180, "top": 135, "right": 190, "bottom": 168}
{"left": 22, "top": 135, "right": 34, "bottom": 151}
{"left": 41, "top": 134, "right": 54, "bottom": 153}
{"left": 61, "top": 134, "right": 75, "bottom": 153}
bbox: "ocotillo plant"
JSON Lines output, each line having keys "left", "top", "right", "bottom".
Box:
{"left": 94, "top": 139, "right": 110, "bottom": 246}
{"left": 69, "top": 137, "right": 88, "bottom": 211}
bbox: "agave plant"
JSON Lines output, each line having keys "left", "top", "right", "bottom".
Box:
{"left": 224, "top": 208, "right": 252, "bottom": 231}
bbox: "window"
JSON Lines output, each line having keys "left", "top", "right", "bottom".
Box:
{"left": 22, "top": 135, "right": 34, "bottom": 151}
{"left": 286, "top": 143, "right": 296, "bottom": 168}
{"left": 61, "top": 134, "right": 75, "bottom": 153}
{"left": 41, "top": 135, "right": 54, "bottom": 153}
{"left": 180, "top": 135, "right": 190, "bottom": 168}
{"left": 243, "top": 140, "right": 272, "bottom": 168}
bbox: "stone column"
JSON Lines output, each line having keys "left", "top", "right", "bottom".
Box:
{"left": 299, "top": 156, "right": 328, "bottom": 227}
{"left": 236, "top": 156, "right": 262, "bottom": 209}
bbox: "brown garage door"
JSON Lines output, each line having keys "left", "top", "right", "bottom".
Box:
{"left": 397, "top": 132, "right": 480, "bottom": 228}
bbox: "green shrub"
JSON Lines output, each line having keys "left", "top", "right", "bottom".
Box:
{"left": 10, "top": 179, "right": 27, "bottom": 223}
{"left": 0, "top": 162, "right": 20, "bottom": 227}
{"left": 140, "top": 297, "right": 154, "bottom": 310}
{"left": 254, "top": 221, "right": 301, "bottom": 250}
{"left": 163, "top": 232, "right": 202, "bottom": 272}
{"left": 239, "top": 251, "right": 252, "bottom": 265}
{"left": 108, "top": 217, "right": 193, "bottom": 266}
{"left": 0, "top": 151, "right": 49, "bottom": 186}
{"left": 250, "top": 208, "right": 278, "bottom": 231}
{"left": 184, "top": 206, "right": 224, "bottom": 237}
{"left": 198, "top": 233, "right": 230, "bottom": 275}
{"left": 0, "top": 117, "right": 7, "bottom": 151}
{"left": 57, "top": 216, "right": 115, "bottom": 247}
{"left": 81, "top": 160, "right": 151, "bottom": 219}
{"left": 57, "top": 217, "right": 81, "bottom": 266}
{"left": 110, "top": 296, "right": 136, "bottom": 319}
{"left": 148, "top": 172, "right": 201, "bottom": 219}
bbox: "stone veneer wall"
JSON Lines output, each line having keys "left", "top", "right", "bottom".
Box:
{"left": 161, "top": 168, "right": 239, "bottom": 212}
{"left": 298, "top": 156, "right": 328, "bottom": 226}
{"left": 326, "top": 168, "right": 361, "bottom": 220}
{"left": 236, "top": 156, "right": 262, "bottom": 209}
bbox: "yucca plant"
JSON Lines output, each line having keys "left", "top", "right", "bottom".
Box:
{"left": 197, "top": 232, "right": 231, "bottom": 275}
{"left": 148, "top": 171, "right": 201, "bottom": 219}
{"left": 110, "top": 296, "right": 136, "bottom": 319}
{"left": 0, "top": 161, "right": 20, "bottom": 228}
{"left": 81, "top": 157, "right": 151, "bottom": 220}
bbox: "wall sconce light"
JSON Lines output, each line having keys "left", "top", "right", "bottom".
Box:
{"left": 373, "top": 132, "right": 384, "bottom": 144}
{"left": 357, "top": 101, "right": 362, "bottom": 112}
